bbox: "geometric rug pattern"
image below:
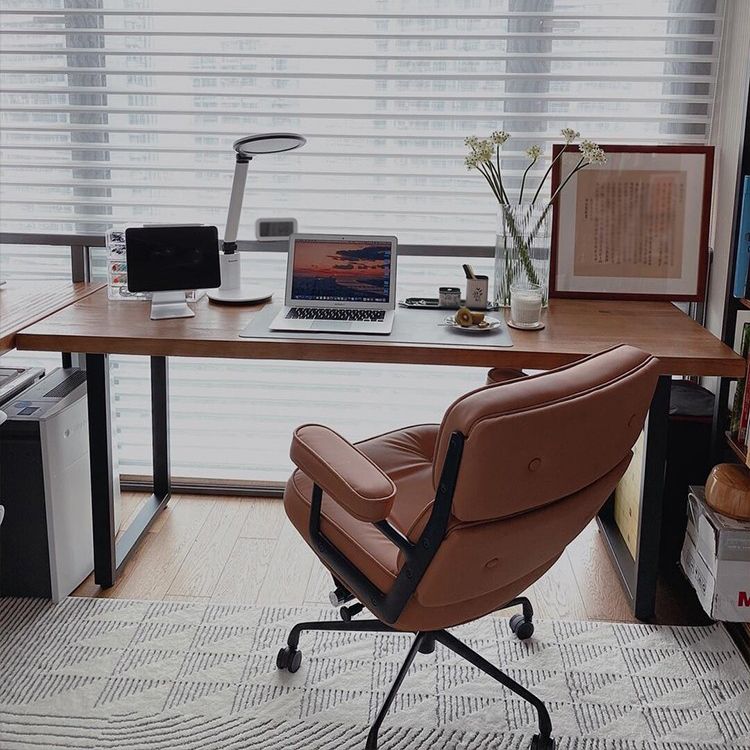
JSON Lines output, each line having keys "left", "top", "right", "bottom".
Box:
{"left": 1, "top": 597, "right": 749, "bottom": 749}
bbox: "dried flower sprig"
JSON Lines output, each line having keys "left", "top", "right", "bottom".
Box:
{"left": 465, "top": 127, "right": 606, "bottom": 207}
{"left": 465, "top": 135, "right": 509, "bottom": 204}
{"left": 464, "top": 127, "right": 607, "bottom": 297}
{"left": 519, "top": 145, "right": 541, "bottom": 204}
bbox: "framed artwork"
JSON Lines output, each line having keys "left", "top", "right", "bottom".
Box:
{"left": 549, "top": 144, "right": 713, "bottom": 301}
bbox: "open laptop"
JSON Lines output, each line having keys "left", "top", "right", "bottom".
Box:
{"left": 270, "top": 233, "right": 397, "bottom": 334}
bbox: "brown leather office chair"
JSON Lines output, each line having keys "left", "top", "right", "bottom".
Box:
{"left": 277, "top": 345, "right": 659, "bottom": 750}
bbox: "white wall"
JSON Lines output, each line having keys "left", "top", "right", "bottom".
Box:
{"left": 705, "top": 1, "right": 750, "bottom": 339}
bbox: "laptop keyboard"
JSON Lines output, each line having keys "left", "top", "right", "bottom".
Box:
{"left": 286, "top": 307, "right": 386, "bottom": 322}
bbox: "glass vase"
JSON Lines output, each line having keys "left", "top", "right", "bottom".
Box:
{"left": 494, "top": 202, "right": 551, "bottom": 307}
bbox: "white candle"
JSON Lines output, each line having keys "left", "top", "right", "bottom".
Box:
{"left": 510, "top": 284, "right": 543, "bottom": 327}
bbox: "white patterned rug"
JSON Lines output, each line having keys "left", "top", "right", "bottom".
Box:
{"left": 0, "top": 597, "right": 749, "bottom": 750}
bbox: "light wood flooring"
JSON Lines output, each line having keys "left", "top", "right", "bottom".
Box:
{"left": 74, "top": 492, "right": 707, "bottom": 625}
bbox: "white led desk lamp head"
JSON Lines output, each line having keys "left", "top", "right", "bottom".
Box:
{"left": 207, "top": 132, "right": 307, "bottom": 304}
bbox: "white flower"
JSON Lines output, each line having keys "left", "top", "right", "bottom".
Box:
{"left": 561, "top": 128, "right": 580, "bottom": 144}
{"left": 490, "top": 130, "right": 510, "bottom": 145}
{"left": 465, "top": 133, "right": 494, "bottom": 168}
{"left": 526, "top": 145, "right": 541, "bottom": 160}
{"left": 471, "top": 138, "right": 494, "bottom": 163}
{"left": 579, "top": 139, "right": 597, "bottom": 155}
{"left": 579, "top": 140, "right": 606, "bottom": 165}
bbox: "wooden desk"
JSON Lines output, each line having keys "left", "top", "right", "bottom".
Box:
{"left": 0, "top": 280, "right": 105, "bottom": 356}
{"left": 15, "top": 290, "right": 744, "bottom": 620}
{"left": 16, "top": 290, "right": 742, "bottom": 376}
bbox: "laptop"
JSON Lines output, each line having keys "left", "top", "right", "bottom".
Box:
{"left": 270, "top": 233, "right": 397, "bottom": 334}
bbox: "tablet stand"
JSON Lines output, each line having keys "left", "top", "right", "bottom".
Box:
{"left": 150, "top": 290, "right": 194, "bottom": 320}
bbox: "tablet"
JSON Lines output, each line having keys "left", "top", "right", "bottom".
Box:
{"left": 125, "top": 225, "right": 220, "bottom": 293}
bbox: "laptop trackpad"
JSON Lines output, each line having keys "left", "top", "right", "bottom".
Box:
{"left": 312, "top": 321, "right": 353, "bottom": 332}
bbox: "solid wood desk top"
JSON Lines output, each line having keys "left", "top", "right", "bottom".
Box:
{"left": 15, "top": 289, "right": 744, "bottom": 377}
{"left": 0, "top": 280, "right": 105, "bottom": 356}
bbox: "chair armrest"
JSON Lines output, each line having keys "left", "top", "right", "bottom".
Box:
{"left": 290, "top": 424, "right": 396, "bottom": 523}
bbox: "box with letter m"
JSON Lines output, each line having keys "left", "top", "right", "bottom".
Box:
{"left": 681, "top": 486, "right": 750, "bottom": 622}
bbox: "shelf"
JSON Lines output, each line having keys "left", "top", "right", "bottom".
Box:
{"left": 725, "top": 430, "right": 747, "bottom": 463}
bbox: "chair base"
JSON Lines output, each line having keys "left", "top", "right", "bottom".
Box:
{"left": 276, "top": 597, "right": 552, "bottom": 750}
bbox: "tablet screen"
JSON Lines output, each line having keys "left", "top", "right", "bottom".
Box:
{"left": 125, "top": 225, "right": 220, "bottom": 292}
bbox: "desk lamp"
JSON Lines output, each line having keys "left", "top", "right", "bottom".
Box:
{"left": 208, "top": 132, "right": 307, "bottom": 303}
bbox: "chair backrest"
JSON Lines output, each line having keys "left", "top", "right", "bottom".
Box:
{"left": 435, "top": 345, "right": 660, "bottom": 523}
{"left": 412, "top": 346, "right": 659, "bottom": 610}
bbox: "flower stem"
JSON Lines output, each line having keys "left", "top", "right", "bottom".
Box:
{"left": 501, "top": 205, "right": 541, "bottom": 287}
{"left": 477, "top": 163, "right": 504, "bottom": 205}
{"left": 531, "top": 143, "right": 568, "bottom": 205}
{"left": 519, "top": 156, "right": 537, "bottom": 204}
{"left": 487, "top": 158, "right": 508, "bottom": 204}
{"left": 549, "top": 157, "right": 587, "bottom": 206}
{"left": 495, "top": 146, "right": 509, "bottom": 204}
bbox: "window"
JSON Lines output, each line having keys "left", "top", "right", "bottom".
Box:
{"left": 0, "top": 1, "right": 725, "bottom": 482}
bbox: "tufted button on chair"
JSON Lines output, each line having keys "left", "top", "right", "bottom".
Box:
{"left": 277, "top": 346, "right": 660, "bottom": 750}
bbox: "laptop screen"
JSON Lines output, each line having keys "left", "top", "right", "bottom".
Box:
{"left": 290, "top": 237, "right": 393, "bottom": 304}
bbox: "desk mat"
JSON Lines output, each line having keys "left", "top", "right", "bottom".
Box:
{"left": 239, "top": 303, "right": 513, "bottom": 347}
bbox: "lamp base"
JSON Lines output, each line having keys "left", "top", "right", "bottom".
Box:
{"left": 207, "top": 252, "right": 274, "bottom": 304}
{"left": 207, "top": 286, "right": 273, "bottom": 304}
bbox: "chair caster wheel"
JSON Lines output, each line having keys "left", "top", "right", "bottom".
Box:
{"left": 509, "top": 613, "right": 534, "bottom": 640}
{"left": 530, "top": 734, "right": 555, "bottom": 750}
{"left": 276, "top": 646, "right": 302, "bottom": 673}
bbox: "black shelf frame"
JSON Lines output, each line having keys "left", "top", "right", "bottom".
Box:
{"left": 711, "top": 84, "right": 750, "bottom": 464}
{"left": 709, "top": 81, "right": 750, "bottom": 661}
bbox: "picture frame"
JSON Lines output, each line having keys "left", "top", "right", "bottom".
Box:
{"left": 549, "top": 144, "right": 713, "bottom": 301}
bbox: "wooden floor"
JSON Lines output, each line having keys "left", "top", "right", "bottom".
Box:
{"left": 74, "top": 492, "right": 708, "bottom": 625}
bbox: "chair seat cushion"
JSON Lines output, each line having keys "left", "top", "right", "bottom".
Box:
{"left": 284, "top": 424, "right": 439, "bottom": 593}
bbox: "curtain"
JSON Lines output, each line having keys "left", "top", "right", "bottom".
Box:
{"left": 0, "top": 0, "right": 725, "bottom": 481}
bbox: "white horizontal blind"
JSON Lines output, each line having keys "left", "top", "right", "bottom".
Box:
{"left": 0, "top": 1, "right": 725, "bottom": 482}
{"left": 0, "top": 0, "right": 724, "bottom": 242}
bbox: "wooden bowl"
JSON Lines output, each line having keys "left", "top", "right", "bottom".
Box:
{"left": 705, "top": 463, "right": 750, "bottom": 521}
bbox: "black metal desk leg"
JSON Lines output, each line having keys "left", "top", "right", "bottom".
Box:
{"left": 633, "top": 375, "right": 671, "bottom": 620}
{"left": 86, "top": 354, "right": 172, "bottom": 588}
{"left": 596, "top": 375, "right": 671, "bottom": 621}
{"left": 151, "top": 356, "right": 171, "bottom": 499}
{"left": 109, "top": 356, "right": 171, "bottom": 575}
{"left": 85, "top": 353, "right": 117, "bottom": 587}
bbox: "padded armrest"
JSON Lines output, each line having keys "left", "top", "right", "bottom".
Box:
{"left": 290, "top": 424, "right": 397, "bottom": 523}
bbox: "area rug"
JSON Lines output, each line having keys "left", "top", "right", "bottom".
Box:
{"left": 1, "top": 597, "right": 749, "bottom": 750}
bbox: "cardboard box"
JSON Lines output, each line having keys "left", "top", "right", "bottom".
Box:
{"left": 680, "top": 487, "right": 750, "bottom": 622}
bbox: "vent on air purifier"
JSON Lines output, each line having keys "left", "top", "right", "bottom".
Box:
{"left": 43, "top": 370, "right": 86, "bottom": 399}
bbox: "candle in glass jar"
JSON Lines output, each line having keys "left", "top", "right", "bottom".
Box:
{"left": 510, "top": 283, "right": 543, "bottom": 327}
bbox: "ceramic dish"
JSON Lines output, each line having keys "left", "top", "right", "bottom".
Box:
{"left": 442, "top": 315, "right": 503, "bottom": 333}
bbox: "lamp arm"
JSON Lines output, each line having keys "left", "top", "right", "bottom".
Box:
{"left": 222, "top": 155, "right": 251, "bottom": 253}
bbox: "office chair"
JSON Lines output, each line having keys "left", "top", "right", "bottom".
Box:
{"left": 277, "top": 345, "right": 659, "bottom": 750}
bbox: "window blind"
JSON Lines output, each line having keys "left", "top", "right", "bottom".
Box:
{"left": 0, "top": 0, "right": 725, "bottom": 483}
{"left": 1, "top": 0, "right": 724, "bottom": 242}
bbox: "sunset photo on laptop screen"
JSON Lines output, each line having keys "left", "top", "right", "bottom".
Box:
{"left": 291, "top": 238, "right": 392, "bottom": 303}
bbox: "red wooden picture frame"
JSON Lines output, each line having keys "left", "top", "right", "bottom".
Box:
{"left": 549, "top": 144, "right": 714, "bottom": 301}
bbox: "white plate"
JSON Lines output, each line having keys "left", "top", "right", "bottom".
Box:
{"left": 442, "top": 315, "right": 503, "bottom": 333}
